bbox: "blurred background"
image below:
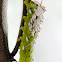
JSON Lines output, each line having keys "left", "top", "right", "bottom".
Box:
{"left": 7, "top": 0, "right": 62, "bottom": 62}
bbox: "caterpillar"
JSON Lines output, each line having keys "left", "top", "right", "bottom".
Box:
{"left": 19, "top": 0, "right": 46, "bottom": 62}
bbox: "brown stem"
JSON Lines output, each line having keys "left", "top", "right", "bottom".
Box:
{"left": 0, "top": 0, "right": 17, "bottom": 61}
{"left": 0, "top": 0, "right": 11, "bottom": 61}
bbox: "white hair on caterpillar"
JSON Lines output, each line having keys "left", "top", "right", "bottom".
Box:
{"left": 2, "top": 0, "right": 8, "bottom": 36}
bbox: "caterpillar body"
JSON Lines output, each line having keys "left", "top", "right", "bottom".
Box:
{"left": 19, "top": 0, "right": 46, "bottom": 62}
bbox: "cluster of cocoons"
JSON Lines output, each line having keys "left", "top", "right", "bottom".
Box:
{"left": 28, "top": 1, "right": 46, "bottom": 46}
{"left": 28, "top": 2, "right": 46, "bottom": 61}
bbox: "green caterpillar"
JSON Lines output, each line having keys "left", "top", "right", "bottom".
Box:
{"left": 19, "top": 0, "right": 38, "bottom": 62}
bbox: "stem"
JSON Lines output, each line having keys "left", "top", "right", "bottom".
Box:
{"left": 0, "top": 0, "right": 11, "bottom": 61}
